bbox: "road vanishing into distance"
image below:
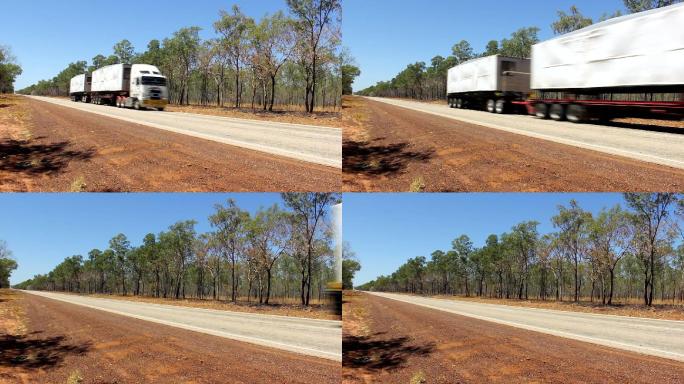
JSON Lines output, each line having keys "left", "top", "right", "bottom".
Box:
{"left": 28, "top": 96, "right": 342, "bottom": 168}
{"left": 369, "top": 97, "right": 684, "bottom": 170}
{"left": 369, "top": 292, "right": 684, "bottom": 362}
{"left": 25, "top": 290, "right": 341, "bottom": 361}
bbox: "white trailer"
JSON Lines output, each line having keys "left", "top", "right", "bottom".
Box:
{"left": 70, "top": 64, "right": 169, "bottom": 111}
{"left": 69, "top": 74, "right": 91, "bottom": 102}
{"left": 446, "top": 55, "right": 531, "bottom": 113}
{"left": 530, "top": 2, "right": 684, "bottom": 122}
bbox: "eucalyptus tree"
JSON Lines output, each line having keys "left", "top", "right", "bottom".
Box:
{"left": 209, "top": 199, "right": 250, "bottom": 302}
{"left": 623, "top": 0, "right": 682, "bottom": 13}
{"left": 0, "top": 240, "right": 17, "bottom": 288}
{"left": 214, "top": 5, "right": 254, "bottom": 108}
{"left": 163, "top": 27, "right": 202, "bottom": 105}
{"left": 163, "top": 220, "right": 198, "bottom": 299}
{"left": 553, "top": 200, "right": 592, "bottom": 302}
{"left": 247, "top": 205, "right": 289, "bottom": 304}
{"left": 0, "top": 45, "right": 22, "bottom": 93}
{"left": 551, "top": 6, "right": 593, "bottom": 35}
{"left": 113, "top": 39, "right": 135, "bottom": 64}
{"left": 109, "top": 234, "right": 131, "bottom": 295}
{"left": 286, "top": 0, "right": 341, "bottom": 113}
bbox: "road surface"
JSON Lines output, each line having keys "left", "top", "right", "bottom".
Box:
{"left": 343, "top": 97, "right": 684, "bottom": 192}
{"left": 343, "top": 292, "right": 684, "bottom": 384}
{"left": 369, "top": 292, "right": 684, "bottom": 362}
{"left": 3, "top": 291, "right": 338, "bottom": 384}
{"left": 1, "top": 97, "right": 339, "bottom": 192}
{"left": 27, "top": 96, "right": 341, "bottom": 168}
{"left": 25, "top": 290, "right": 341, "bottom": 361}
{"left": 370, "top": 97, "right": 684, "bottom": 170}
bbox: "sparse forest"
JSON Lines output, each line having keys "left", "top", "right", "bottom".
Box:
{"left": 355, "top": 0, "right": 680, "bottom": 99}
{"left": 17, "top": 0, "right": 342, "bottom": 113}
{"left": 0, "top": 45, "right": 22, "bottom": 93}
{"left": 358, "top": 194, "right": 684, "bottom": 307}
{"left": 13, "top": 193, "right": 341, "bottom": 307}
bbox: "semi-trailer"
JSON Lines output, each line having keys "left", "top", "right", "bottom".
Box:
{"left": 446, "top": 55, "right": 531, "bottom": 114}
{"left": 69, "top": 63, "right": 169, "bottom": 111}
{"left": 445, "top": 3, "right": 684, "bottom": 123}
{"left": 530, "top": 2, "right": 684, "bottom": 122}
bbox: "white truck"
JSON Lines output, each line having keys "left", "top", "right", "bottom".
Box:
{"left": 446, "top": 55, "right": 531, "bottom": 114}
{"left": 69, "top": 63, "right": 169, "bottom": 111}
{"left": 530, "top": 2, "right": 684, "bottom": 122}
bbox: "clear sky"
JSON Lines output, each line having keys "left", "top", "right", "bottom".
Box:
{"left": 1, "top": 193, "right": 284, "bottom": 285}
{"left": 344, "top": 0, "right": 627, "bottom": 91}
{"left": 1, "top": 0, "right": 291, "bottom": 90}
{"left": 344, "top": 193, "right": 645, "bottom": 286}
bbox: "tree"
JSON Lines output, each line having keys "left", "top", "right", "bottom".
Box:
{"left": 553, "top": 200, "right": 592, "bottom": 302}
{"left": 164, "top": 27, "right": 202, "bottom": 105}
{"left": 282, "top": 192, "right": 338, "bottom": 305}
{"left": 109, "top": 234, "right": 131, "bottom": 295}
{"left": 215, "top": 5, "right": 254, "bottom": 108}
{"left": 210, "top": 199, "right": 249, "bottom": 302}
{"left": 248, "top": 205, "right": 289, "bottom": 304}
{"left": 0, "top": 45, "right": 22, "bottom": 93}
{"left": 624, "top": 193, "right": 677, "bottom": 306}
{"left": 623, "top": 0, "right": 682, "bottom": 13}
{"left": 451, "top": 40, "right": 474, "bottom": 64}
{"left": 342, "top": 65, "right": 361, "bottom": 95}
{"left": 287, "top": 0, "right": 342, "bottom": 113}
{"left": 343, "top": 260, "right": 361, "bottom": 290}
{"left": 500, "top": 27, "right": 540, "bottom": 58}
{"left": 0, "top": 240, "right": 17, "bottom": 288}
{"left": 483, "top": 40, "right": 500, "bottom": 56}
{"left": 113, "top": 39, "right": 135, "bottom": 64}
{"left": 552, "top": 6, "right": 593, "bottom": 35}
{"left": 452, "top": 235, "right": 474, "bottom": 297}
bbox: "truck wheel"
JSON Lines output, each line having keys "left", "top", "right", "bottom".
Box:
{"left": 495, "top": 99, "right": 506, "bottom": 114}
{"left": 157, "top": 107, "right": 165, "bottom": 112}
{"left": 456, "top": 99, "right": 463, "bottom": 109}
{"left": 550, "top": 104, "right": 566, "bottom": 121}
{"left": 486, "top": 99, "right": 496, "bottom": 113}
{"left": 566, "top": 104, "right": 587, "bottom": 123}
{"left": 134, "top": 100, "right": 140, "bottom": 110}
{"left": 535, "top": 103, "right": 549, "bottom": 119}
{"left": 448, "top": 99, "right": 454, "bottom": 108}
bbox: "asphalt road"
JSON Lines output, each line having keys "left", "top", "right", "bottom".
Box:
{"left": 24, "top": 291, "right": 341, "bottom": 361}
{"left": 26, "top": 96, "right": 341, "bottom": 168}
{"left": 369, "top": 292, "right": 684, "bottom": 362}
{"left": 369, "top": 97, "right": 684, "bottom": 170}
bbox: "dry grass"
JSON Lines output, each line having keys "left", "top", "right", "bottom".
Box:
{"left": 0, "top": 94, "right": 36, "bottom": 192}
{"left": 433, "top": 294, "right": 684, "bottom": 321}
{"left": 66, "top": 293, "right": 340, "bottom": 320}
{"left": 165, "top": 103, "right": 342, "bottom": 128}
{"left": 342, "top": 290, "right": 371, "bottom": 337}
{"left": 0, "top": 289, "right": 28, "bottom": 336}
{"left": 341, "top": 95, "right": 371, "bottom": 142}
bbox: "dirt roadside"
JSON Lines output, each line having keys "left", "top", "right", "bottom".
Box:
{"left": 166, "top": 104, "right": 342, "bottom": 128}
{"left": 0, "top": 95, "right": 339, "bottom": 192}
{"left": 342, "top": 291, "right": 684, "bottom": 384}
{"left": 342, "top": 96, "right": 684, "bottom": 192}
{"left": 1, "top": 292, "right": 339, "bottom": 384}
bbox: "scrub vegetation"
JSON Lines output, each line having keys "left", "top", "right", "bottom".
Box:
{"left": 358, "top": 194, "right": 684, "bottom": 308}
{"left": 14, "top": 193, "right": 340, "bottom": 309}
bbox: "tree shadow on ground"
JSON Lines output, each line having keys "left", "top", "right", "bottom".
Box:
{"left": 0, "top": 104, "right": 11, "bottom": 109}
{"left": 0, "top": 331, "right": 91, "bottom": 369}
{"left": 343, "top": 332, "right": 435, "bottom": 372}
{"left": 0, "top": 138, "right": 95, "bottom": 175}
{"left": 343, "top": 138, "right": 434, "bottom": 176}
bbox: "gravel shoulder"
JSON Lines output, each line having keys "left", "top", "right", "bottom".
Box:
{"left": 1, "top": 291, "right": 339, "bottom": 384}
{"left": 342, "top": 96, "right": 684, "bottom": 192}
{"left": 342, "top": 291, "right": 684, "bottom": 384}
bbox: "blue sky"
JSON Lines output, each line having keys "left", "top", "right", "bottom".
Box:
{"left": 344, "top": 0, "right": 627, "bottom": 90}
{"left": 2, "top": 0, "right": 291, "bottom": 90}
{"left": 344, "top": 193, "right": 639, "bottom": 286}
{"left": 1, "top": 193, "right": 284, "bottom": 285}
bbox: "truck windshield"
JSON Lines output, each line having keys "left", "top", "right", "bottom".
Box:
{"left": 141, "top": 76, "right": 166, "bottom": 86}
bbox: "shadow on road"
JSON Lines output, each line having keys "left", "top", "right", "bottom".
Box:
{"left": 343, "top": 138, "right": 434, "bottom": 176}
{"left": 0, "top": 138, "right": 95, "bottom": 175}
{"left": 343, "top": 332, "right": 435, "bottom": 372}
{"left": 0, "top": 331, "right": 91, "bottom": 369}
{"left": 603, "top": 120, "right": 684, "bottom": 135}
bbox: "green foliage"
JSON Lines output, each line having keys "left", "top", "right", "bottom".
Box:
{"left": 342, "top": 64, "right": 361, "bottom": 95}
{"left": 0, "top": 45, "right": 22, "bottom": 93}
{"left": 551, "top": 6, "right": 594, "bottom": 35}
{"left": 623, "top": 0, "right": 682, "bottom": 13}
{"left": 451, "top": 40, "right": 474, "bottom": 64}
{"left": 113, "top": 39, "right": 135, "bottom": 64}
{"left": 358, "top": 195, "right": 684, "bottom": 306}
{"left": 342, "top": 259, "right": 360, "bottom": 289}
{"left": 0, "top": 240, "right": 18, "bottom": 288}
{"left": 499, "top": 27, "right": 540, "bottom": 58}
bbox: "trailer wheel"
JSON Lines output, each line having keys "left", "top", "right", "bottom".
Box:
{"left": 495, "top": 99, "right": 506, "bottom": 114}
{"left": 448, "top": 98, "right": 454, "bottom": 108}
{"left": 486, "top": 99, "right": 496, "bottom": 113}
{"left": 535, "top": 103, "right": 549, "bottom": 119}
{"left": 456, "top": 98, "right": 463, "bottom": 109}
{"left": 550, "top": 104, "right": 566, "bottom": 121}
{"left": 133, "top": 100, "right": 141, "bottom": 110}
{"left": 566, "top": 104, "right": 587, "bottom": 123}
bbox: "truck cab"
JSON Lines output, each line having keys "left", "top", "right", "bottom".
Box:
{"left": 128, "top": 64, "right": 169, "bottom": 110}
